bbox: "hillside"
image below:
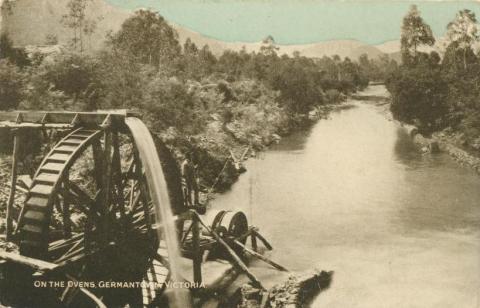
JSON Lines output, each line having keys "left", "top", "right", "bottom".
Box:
{"left": 0, "top": 0, "right": 129, "bottom": 49}
{"left": 296, "top": 40, "right": 383, "bottom": 59}
{"left": 1, "top": 0, "right": 385, "bottom": 60}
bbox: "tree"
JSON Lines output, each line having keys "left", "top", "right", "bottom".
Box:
{"left": 62, "top": 0, "right": 88, "bottom": 52}
{"left": 108, "top": 9, "right": 181, "bottom": 68}
{"left": 141, "top": 75, "right": 206, "bottom": 134}
{"left": 96, "top": 50, "right": 147, "bottom": 110}
{"left": 0, "top": 60, "right": 24, "bottom": 110}
{"left": 387, "top": 65, "right": 449, "bottom": 132}
{"left": 25, "top": 52, "right": 101, "bottom": 110}
{"left": 400, "top": 5, "right": 435, "bottom": 65}
{"left": 260, "top": 35, "right": 279, "bottom": 57}
{"left": 0, "top": 34, "right": 15, "bottom": 60}
{"left": 183, "top": 38, "right": 198, "bottom": 55}
{"left": 0, "top": 34, "right": 29, "bottom": 67}
{"left": 216, "top": 49, "right": 250, "bottom": 79}
{"left": 61, "top": 0, "right": 101, "bottom": 52}
{"left": 445, "top": 9, "right": 479, "bottom": 70}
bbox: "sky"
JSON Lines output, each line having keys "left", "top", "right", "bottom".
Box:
{"left": 105, "top": 1, "right": 480, "bottom": 45}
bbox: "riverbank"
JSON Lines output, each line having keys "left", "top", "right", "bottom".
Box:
{"left": 396, "top": 116, "right": 480, "bottom": 175}
{"left": 209, "top": 91, "right": 480, "bottom": 307}
{"left": 358, "top": 85, "right": 480, "bottom": 175}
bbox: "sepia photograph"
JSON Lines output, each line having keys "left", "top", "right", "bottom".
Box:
{"left": 0, "top": 0, "right": 479, "bottom": 307}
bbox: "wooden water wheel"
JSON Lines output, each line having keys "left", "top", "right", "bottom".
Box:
{"left": 1, "top": 112, "right": 185, "bottom": 307}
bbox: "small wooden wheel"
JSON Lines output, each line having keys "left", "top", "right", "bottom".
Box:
{"left": 221, "top": 211, "right": 249, "bottom": 244}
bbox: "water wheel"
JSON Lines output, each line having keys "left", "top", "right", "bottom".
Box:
{"left": 209, "top": 210, "right": 248, "bottom": 243}
{"left": 221, "top": 211, "right": 248, "bottom": 244}
{"left": 8, "top": 115, "right": 184, "bottom": 307}
{"left": 204, "top": 210, "right": 249, "bottom": 260}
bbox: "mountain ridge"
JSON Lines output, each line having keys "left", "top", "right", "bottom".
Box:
{"left": 1, "top": 0, "right": 392, "bottom": 60}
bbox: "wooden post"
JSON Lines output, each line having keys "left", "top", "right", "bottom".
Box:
{"left": 192, "top": 215, "right": 202, "bottom": 285}
{"left": 91, "top": 140, "right": 104, "bottom": 190}
{"left": 251, "top": 229, "right": 273, "bottom": 250}
{"left": 6, "top": 129, "right": 20, "bottom": 241}
{"left": 100, "top": 131, "right": 113, "bottom": 241}
{"left": 251, "top": 233, "right": 258, "bottom": 252}
{"left": 102, "top": 131, "right": 113, "bottom": 215}
{"left": 111, "top": 132, "right": 125, "bottom": 219}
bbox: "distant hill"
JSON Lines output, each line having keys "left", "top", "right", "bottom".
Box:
{"left": 375, "top": 40, "right": 401, "bottom": 54}
{"left": 294, "top": 40, "right": 383, "bottom": 59}
{"left": 0, "top": 0, "right": 129, "bottom": 49}
{"left": 1, "top": 0, "right": 386, "bottom": 60}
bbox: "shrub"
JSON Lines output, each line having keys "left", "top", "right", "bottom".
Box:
{"left": 0, "top": 60, "right": 24, "bottom": 110}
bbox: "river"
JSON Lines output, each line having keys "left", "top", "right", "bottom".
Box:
{"left": 211, "top": 85, "right": 480, "bottom": 307}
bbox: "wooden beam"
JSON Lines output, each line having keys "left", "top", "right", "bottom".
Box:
{"left": 0, "top": 110, "right": 137, "bottom": 125}
{"left": 251, "top": 233, "right": 258, "bottom": 252}
{"left": 251, "top": 229, "right": 273, "bottom": 251}
{"left": 111, "top": 132, "right": 126, "bottom": 219}
{"left": 192, "top": 215, "right": 202, "bottom": 285}
{"left": 6, "top": 129, "right": 20, "bottom": 241}
{"left": 0, "top": 251, "right": 58, "bottom": 271}
{"left": 0, "top": 123, "right": 73, "bottom": 129}
{"left": 233, "top": 240, "right": 289, "bottom": 272}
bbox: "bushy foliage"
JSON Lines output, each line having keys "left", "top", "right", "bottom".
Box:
{"left": 22, "top": 52, "right": 100, "bottom": 110}
{"left": 107, "top": 10, "right": 181, "bottom": 67}
{"left": 387, "top": 7, "right": 480, "bottom": 149}
{"left": 0, "top": 60, "right": 24, "bottom": 110}
{"left": 141, "top": 75, "right": 208, "bottom": 134}
{"left": 0, "top": 34, "right": 30, "bottom": 67}
{"left": 400, "top": 5, "right": 435, "bottom": 66}
{"left": 358, "top": 54, "right": 398, "bottom": 82}
{"left": 3, "top": 8, "right": 377, "bottom": 190}
{"left": 387, "top": 60, "right": 449, "bottom": 132}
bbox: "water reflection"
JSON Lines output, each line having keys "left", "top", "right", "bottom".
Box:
{"left": 270, "top": 128, "right": 311, "bottom": 152}
{"left": 393, "top": 127, "right": 420, "bottom": 164}
{"left": 212, "top": 86, "right": 480, "bottom": 307}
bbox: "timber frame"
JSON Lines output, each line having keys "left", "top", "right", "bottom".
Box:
{"left": 0, "top": 110, "right": 278, "bottom": 308}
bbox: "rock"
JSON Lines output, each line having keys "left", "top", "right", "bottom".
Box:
{"left": 239, "top": 270, "right": 333, "bottom": 308}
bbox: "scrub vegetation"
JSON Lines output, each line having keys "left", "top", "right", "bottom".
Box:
{"left": 0, "top": 7, "right": 374, "bottom": 191}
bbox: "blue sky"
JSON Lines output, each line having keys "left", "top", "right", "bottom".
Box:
{"left": 106, "top": 1, "right": 480, "bottom": 45}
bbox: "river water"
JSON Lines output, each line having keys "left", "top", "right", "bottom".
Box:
{"left": 211, "top": 85, "right": 480, "bottom": 307}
